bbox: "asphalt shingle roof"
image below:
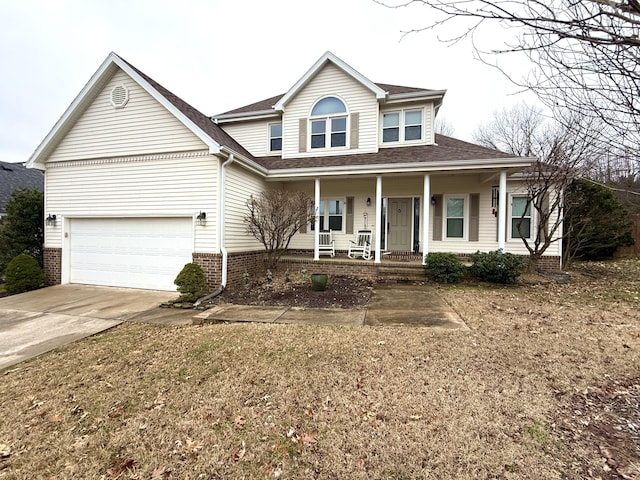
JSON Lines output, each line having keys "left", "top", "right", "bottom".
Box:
{"left": 0, "top": 161, "right": 44, "bottom": 215}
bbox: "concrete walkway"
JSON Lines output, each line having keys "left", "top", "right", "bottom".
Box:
{"left": 197, "top": 284, "right": 468, "bottom": 331}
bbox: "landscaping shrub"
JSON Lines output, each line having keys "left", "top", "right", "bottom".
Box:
{"left": 4, "top": 253, "right": 46, "bottom": 294}
{"left": 469, "top": 250, "right": 527, "bottom": 284}
{"left": 423, "top": 252, "right": 466, "bottom": 283}
{"left": 174, "top": 263, "right": 208, "bottom": 302}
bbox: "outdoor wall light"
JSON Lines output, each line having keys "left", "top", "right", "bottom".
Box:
{"left": 196, "top": 211, "right": 207, "bottom": 226}
{"left": 46, "top": 214, "right": 57, "bottom": 226}
{"left": 430, "top": 196, "right": 437, "bottom": 206}
{"left": 366, "top": 197, "right": 371, "bottom": 206}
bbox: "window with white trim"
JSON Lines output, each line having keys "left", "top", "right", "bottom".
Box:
{"left": 311, "top": 199, "right": 345, "bottom": 232}
{"left": 269, "top": 123, "right": 282, "bottom": 152}
{"left": 382, "top": 109, "right": 424, "bottom": 143}
{"left": 445, "top": 196, "right": 465, "bottom": 239}
{"left": 511, "top": 196, "right": 532, "bottom": 239}
{"left": 310, "top": 97, "right": 348, "bottom": 149}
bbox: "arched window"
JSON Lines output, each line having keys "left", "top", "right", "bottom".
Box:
{"left": 310, "top": 96, "right": 348, "bottom": 149}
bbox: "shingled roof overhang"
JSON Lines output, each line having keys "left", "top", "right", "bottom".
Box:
{"left": 255, "top": 136, "right": 534, "bottom": 180}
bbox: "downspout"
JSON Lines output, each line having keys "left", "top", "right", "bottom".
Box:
{"left": 193, "top": 152, "right": 234, "bottom": 307}
{"left": 220, "top": 153, "right": 235, "bottom": 288}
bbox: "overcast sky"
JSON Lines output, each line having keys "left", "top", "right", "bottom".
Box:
{"left": 0, "top": 0, "right": 539, "bottom": 164}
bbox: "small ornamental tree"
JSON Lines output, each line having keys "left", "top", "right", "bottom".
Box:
{"left": 174, "top": 263, "right": 208, "bottom": 302}
{"left": 0, "top": 188, "right": 44, "bottom": 273}
{"left": 4, "top": 253, "right": 46, "bottom": 294}
{"left": 245, "top": 190, "right": 316, "bottom": 269}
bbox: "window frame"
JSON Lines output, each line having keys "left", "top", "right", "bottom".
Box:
{"left": 268, "top": 122, "right": 282, "bottom": 153}
{"left": 381, "top": 108, "right": 424, "bottom": 144}
{"left": 509, "top": 195, "right": 533, "bottom": 240}
{"left": 309, "top": 96, "right": 349, "bottom": 151}
{"left": 443, "top": 194, "right": 467, "bottom": 240}
{"left": 311, "top": 198, "right": 346, "bottom": 233}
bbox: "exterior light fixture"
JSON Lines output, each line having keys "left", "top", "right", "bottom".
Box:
{"left": 430, "top": 196, "right": 437, "bottom": 206}
{"left": 196, "top": 211, "right": 207, "bottom": 226}
{"left": 366, "top": 197, "right": 371, "bottom": 206}
{"left": 46, "top": 214, "right": 57, "bottom": 226}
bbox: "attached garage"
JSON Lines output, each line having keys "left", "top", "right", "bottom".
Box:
{"left": 69, "top": 218, "right": 193, "bottom": 291}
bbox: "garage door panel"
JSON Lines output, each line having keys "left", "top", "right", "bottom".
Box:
{"left": 70, "top": 218, "right": 193, "bottom": 291}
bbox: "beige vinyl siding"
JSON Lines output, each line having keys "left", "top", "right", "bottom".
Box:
{"left": 48, "top": 70, "right": 207, "bottom": 162}
{"left": 44, "top": 154, "right": 218, "bottom": 252}
{"left": 285, "top": 178, "right": 379, "bottom": 252}
{"left": 223, "top": 163, "right": 268, "bottom": 252}
{"left": 221, "top": 120, "right": 276, "bottom": 157}
{"left": 282, "top": 63, "right": 379, "bottom": 158}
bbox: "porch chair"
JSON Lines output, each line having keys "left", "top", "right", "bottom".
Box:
{"left": 318, "top": 230, "right": 335, "bottom": 257}
{"left": 348, "top": 229, "right": 372, "bottom": 260}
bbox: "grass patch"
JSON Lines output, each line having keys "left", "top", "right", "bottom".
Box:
{"left": 0, "top": 259, "right": 639, "bottom": 478}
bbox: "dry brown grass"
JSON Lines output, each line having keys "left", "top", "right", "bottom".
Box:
{"left": 1, "top": 259, "right": 639, "bottom": 479}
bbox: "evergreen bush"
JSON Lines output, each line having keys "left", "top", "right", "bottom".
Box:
{"left": 423, "top": 252, "right": 466, "bottom": 283}
{"left": 4, "top": 253, "right": 46, "bottom": 294}
{"left": 174, "top": 263, "right": 208, "bottom": 302}
{"left": 469, "top": 250, "right": 527, "bottom": 284}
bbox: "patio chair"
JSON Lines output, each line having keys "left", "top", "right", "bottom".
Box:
{"left": 348, "top": 229, "right": 372, "bottom": 260}
{"left": 318, "top": 230, "right": 335, "bottom": 257}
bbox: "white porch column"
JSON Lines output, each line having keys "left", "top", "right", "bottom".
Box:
{"left": 375, "top": 175, "right": 382, "bottom": 264}
{"left": 422, "top": 174, "right": 430, "bottom": 264}
{"left": 498, "top": 170, "right": 507, "bottom": 251}
{"left": 314, "top": 178, "right": 320, "bottom": 260}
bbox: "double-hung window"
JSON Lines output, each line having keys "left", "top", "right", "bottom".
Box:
{"left": 310, "top": 97, "right": 348, "bottom": 149}
{"left": 312, "top": 199, "right": 344, "bottom": 232}
{"left": 382, "top": 109, "right": 423, "bottom": 143}
{"left": 269, "top": 123, "right": 282, "bottom": 152}
{"left": 445, "top": 196, "right": 465, "bottom": 239}
{"left": 511, "top": 196, "right": 532, "bottom": 239}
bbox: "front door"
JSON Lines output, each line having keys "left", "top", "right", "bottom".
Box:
{"left": 387, "top": 198, "right": 412, "bottom": 251}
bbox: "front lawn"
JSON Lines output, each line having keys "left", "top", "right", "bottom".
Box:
{"left": 0, "top": 259, "right": 638, "bottom": 479}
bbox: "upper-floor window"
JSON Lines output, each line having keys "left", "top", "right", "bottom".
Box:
{"left": 269, "top": 123, "right": 282, "bottom": 152}
{"left": 310, "top": 97, "right": 348, "bottom": 149}
{"left": 511, "top": 196, "right": 532, "bottom": 239}
{"left": 382, "top": 109, "right": 424, "bottom": 143}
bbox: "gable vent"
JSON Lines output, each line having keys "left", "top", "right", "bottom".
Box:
{"left": 110, "top": 84, "right": 129, "bottom": 109}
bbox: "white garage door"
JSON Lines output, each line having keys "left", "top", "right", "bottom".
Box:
{"left": 70, "top": 218, "right": 193, "bottom": 291}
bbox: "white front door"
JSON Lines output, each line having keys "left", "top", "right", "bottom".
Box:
{"left": 69, "top": 217, "right": 193, "bottom": 291}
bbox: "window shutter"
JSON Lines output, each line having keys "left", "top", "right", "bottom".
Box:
{"left": 469, "top": 193, "right": 480, "bottom": 242}
{"left": 350, "top": 112, "right": 359, "bottom": 150}
{"left": 540, "top": 193, "right": 549, "bottom": 238}
{"left": 346, "top": 196, "right": 354, "bottom": 234}
{"left": 300, "top": 221, "right": 307, "bottom": 234}
{"left": 298, "top": 118, "right": 307, "bottom": 153}
{"left": 433, "top": 194, "right": 443, "bottom": 241}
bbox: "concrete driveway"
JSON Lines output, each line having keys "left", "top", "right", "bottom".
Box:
{"left": 0, "top": 284, "right": 191, "bottom": 370}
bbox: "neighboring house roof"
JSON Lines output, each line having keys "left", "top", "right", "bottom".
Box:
{"left": 255, "top": 135, "right": 528, "bottom": 178}
{"left": 27, "top": 52, "right": 260, "bottom": 171}
{"left": 0, "top": 161, "right": 44, "bottom": 215}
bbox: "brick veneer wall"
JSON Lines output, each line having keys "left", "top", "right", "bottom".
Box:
{"left": 226, "top": 251, "right": 269, "bottom": 285}
{"left": 43, "top": 247, "right": 62, "bottom": 286}
{"left": 192, "top": 253, "right": 222, "bottom": 290}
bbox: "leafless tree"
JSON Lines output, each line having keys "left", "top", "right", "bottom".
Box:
{"left": 378, "top": 0, "right": 640, "bottom": 158}
{"left": 245, "top": 190, "right": 316, "bottom": 269}
{"left": 474, "top": 105, "right": 602, "bottom": 269}
{"left": 434, "top": 116, "right": 456, "bottom": 136}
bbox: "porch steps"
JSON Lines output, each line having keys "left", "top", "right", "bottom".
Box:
{"left": 377, "top": 264, "right": 425, "bottom": 283}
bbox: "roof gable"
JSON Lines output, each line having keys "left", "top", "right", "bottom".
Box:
{"left": 27, "top": 53, "right": 254, "bottom": 169}
{"left": 273, "top": 51, "right": 386, "bottom": 111}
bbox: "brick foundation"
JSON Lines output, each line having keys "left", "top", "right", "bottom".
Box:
{"left": 192, "top": 253, "right": 223, "bottom": 290}
{"left": 43, "top": 247, "right": 62, "bottom": 286}
{"left": 533, "top": 255, "right": 562, "bottom": 271}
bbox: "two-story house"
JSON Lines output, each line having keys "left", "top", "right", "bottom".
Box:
{"left": 27, "top": 51, "right": 560, "bottom": 291}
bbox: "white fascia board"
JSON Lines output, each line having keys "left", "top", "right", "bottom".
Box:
{"left": 264, "top": 157, "right": 533, "bottom": 180}
{"left": 114, "top": 55, "right": 220, "bottom": 154}
{"left": 213, "top": 111, "right": 281, "bottom": 124}
{"left": 219, "top": 146, "right": 268, "bottom": 177}
{"left": 384, "top": 90, "right": 447, "bottom": 105}
{"left": 274, "top": 51, "right": 386, "bottom": 110}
